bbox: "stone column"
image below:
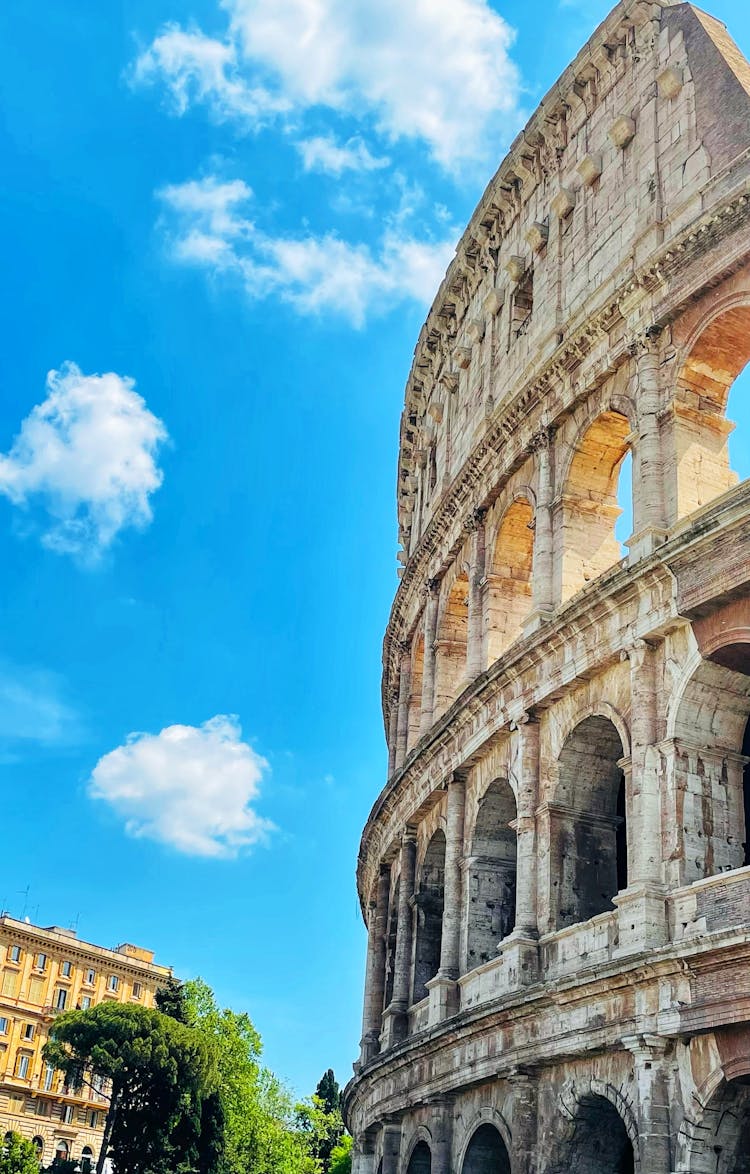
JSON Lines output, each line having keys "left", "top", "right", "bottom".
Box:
{"left": 381, "top": 828, "right": 417, "bottom": 1048}
{"left": 509, "top": 1071, "right": 539, "bottom": 1174}
{"left": 394, "top": 645, "right": 412, "bottom": 771}
{"left": 427, "top": 772, "right": 466, "bottom": 1022}
{"left": 386, "top": 688, "right": 399, "bottom": 779}
{"left": 467, "top": 509, "right": 487, "bottom": 679}
{"left": 526, "top": 427, "right": 556, "bottom": 631}
{"left": 500, "top": 715, "right": 540, "bottom": 986}
{"left": 629, "top": 331, "right": 668, "bottom": 560}
{"left": 380, "top": 1121, "right": 402, "bottom": 1174}
{"left": 359, "top": 864, "right": 390, "bottom": 1064}
{"left": 419, "top": 581, "right": 440, "bottom": 735}
{"left": 622, "top": 1034, "right": 672, "bottom": 1174}
{"left": 429, "top": 1097, "right": 454, "bottom": 1174}
{"left": 614, "top": 640, "right": 667, "bottom": 955}
{"left": 351, "top": 1138, "right": 375, "bottom": 1174}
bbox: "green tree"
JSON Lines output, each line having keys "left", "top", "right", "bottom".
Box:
{"left": 43, "top": 1002, "right": 215, "bottom": 1174}
{"left": 296, "top": 1073, "right": 346, "bottom": 1174}
{"left": 0, "top": 1133, "right": 39, "bottom": 1174}
{"left": 314, "top": 1071, "right": 341, "bottom": 1116}
{"left": 328, "top": 1136, "right": 352, "bottom": 1174}
{"left": 155, "top": 975, "right": 191, "bottom": 1024}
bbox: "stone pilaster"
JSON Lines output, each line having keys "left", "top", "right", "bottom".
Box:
{"left": 380, "top": 1121, "right": 401, "bottom": 1174}
{"left": 467, "top": 509, "right": 487, "bottom": 678}
{"left": 509, "top": 1071, "right": 539, "bottom": 1174}
{"left": 359, "top": 864, "right": 390, "bottom": 1064}
{"left": 427, "top": 772, "right": 466, "bottom": 1022}
{"left": 386, "top": 688, "right": 399, "bottom": 779}
{"left": 428, "top": 1097, "right": 454, "bottom": 1174}
{"left": 614, "top": 640, "right": 667, "bottom": 954}
{"left": 500, "top": 714, "right": 540, "bottom": 985}
{"left": 628, "top": 331, "right": 668, "bottom": 560}
{"left": 419, "top": 580, "right": 440, "bottom": 735}
{"left": 394, "top": 645, "right": 412, "bottom": 771}
{"left": 526, "top": 427, "right": 556, "bottom": 631}
{"left": 381, "top": 828, "right": 417, "bottom": 1048}
{"left": 622, "top": 1034, "right": 672, "bottom": 1173}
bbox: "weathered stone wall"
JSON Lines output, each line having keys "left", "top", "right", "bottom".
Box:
{"left": 345, "top": 1, "right": 750, "bottom": 1170}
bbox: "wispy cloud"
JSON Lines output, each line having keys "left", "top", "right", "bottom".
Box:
{"left": 89, "top": 715, "right": 274, "bottom": 858}
{"left": 295, "top": 135, "right": 389, "bottom": 176}
{"left": 157, "top": 175, "right": 457, "bottom": 326}
{"left": 0, "top": 363, "right": 168, "bottom": 562}
{"left": 0, "top": 661, "right": 85, "bottom": 756}
{"left": 133, "top": 0, "right": 520, "bottom": 172}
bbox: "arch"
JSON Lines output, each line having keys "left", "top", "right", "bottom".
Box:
{"left": 412, "top": 830, "right": 446, "bottom": 1003}
{"left": 384, "top": 878, "right": 399, "bottom": 1010}
{"left": 550, "top": 715, "right": 627, "bottom": 929}
{"left": 559, "top": 409, "right": 632, "bottom": 602}
{"left": 466, "top": 778, "right": 517, "bottom": 971}
{"left": 550, "top": 1080, "right": 639, "bottom": 1174}
{"left": 460, "top": 1123, "right": 511, "bottom": 1174}
{"left": 678, "top": 1072, "right": 750, "bottom": 1172}
{"left": 406, "top": 1139, "right": 431, "bottom": 1174}
{"left": 32, "top": 1137, "right": 45, "bottom": 1160}
{"left": 434, "top": 570, "right": 469, "bottom": 718}
{"left": 403, "top": 1126, "right": 433, "bottom": 1171}
{"left": 407, "top": 634, "right": 425, "bottom": 752}
{"left": 672, "top": 300, "right": 750, "bottom": 521}
{"left": 485, "top": 497, "right": 535, "bottom": 666}
{"left": 553, "top": 701, "right": 631, "bottom": 763}
{"left": 667, "top": 642, "right": 750, "bottom": 883}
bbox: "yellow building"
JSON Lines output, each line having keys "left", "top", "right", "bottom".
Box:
{"left": 0, "top": 916, "right": 170, "bottom": 1168}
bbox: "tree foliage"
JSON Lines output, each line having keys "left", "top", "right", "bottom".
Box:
{"left": 0, "top": 1133, "right": 39, "bottom": 1174}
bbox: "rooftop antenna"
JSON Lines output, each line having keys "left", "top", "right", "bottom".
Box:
{"left": 71, "top": 913, "right": 80, "bottom": 934}
{"left": 17, "top": 885, "right": 30, "bottom": 920}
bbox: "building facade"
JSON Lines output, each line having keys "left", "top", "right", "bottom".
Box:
{"left": 343, "top": 2, "right": 750, "bottom": 1171}
{"left": 0, "top": 917, "right": 170, "bottom": 1167}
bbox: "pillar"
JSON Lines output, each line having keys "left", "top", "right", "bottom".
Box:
{"left": 394, "top": 646, "right": 412, "bottom": 771}
{"left": 419, "top": 581, "right": 440, "bottom": 735}
{"left": 629, "top": 331, "right": 668, "bottom": 559}
{"left": 509, "top": 1072, "right": 539, "bottom": 1174}
{"left": 380, "top": 1121, "right": 401, "bottom": 1174}
{"left": 381, "top": 828, "right": 417, "bottom": 1048}
{"left": 500, "top": 714, "right": 540, "bottom": 986}
{"left": 467, "top": 509, "right": 487, "bottom": 678}
{"left": 614, "top": 640, "right": 667, "bottom": 954}
{"left": 427, "top": 772, "right": 466, "bottom": 1022}
{"left": 622, "top": 1034, "right": 672, "bottom": 1173}
{"left": 359, "top": 864, "right": 390, "bottom": 1064}
{"left": 526, "top": 427, "right": 555, "bottom": 630}
{"left": 387, "top": 688, "right": 399, "bottom": 779}
{"left": 429, "top": 1097, "right": 454, "bottom": 1174}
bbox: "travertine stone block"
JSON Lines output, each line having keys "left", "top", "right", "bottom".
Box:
{"left": 577, "top": 153, "right": 602, "bottom": 186}
{"left": 609, "top": 114, "right": 636, "bottom": 148}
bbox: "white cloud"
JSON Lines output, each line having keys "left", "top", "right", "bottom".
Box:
{"left": 0, "top": 363, "right": 168, "bottom": 560}
{"left": 296, "top": 135, "right": 389, "bottom": 176}
{"left": 158, "top": 175, "right": 457, "bottom": 326}
{"left": 89, "top": 715, "right": 274, "bottom": 858}
{"left": 135, "top": 0, "right": 520, "bottom": 171}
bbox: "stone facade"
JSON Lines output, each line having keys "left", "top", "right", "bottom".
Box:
{"left": 343, "top": 2, "right": 750, "bottom": 1170}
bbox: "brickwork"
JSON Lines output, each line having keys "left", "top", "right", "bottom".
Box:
{"left": 344, "top": 1, "right": 750, "bottom": 1170}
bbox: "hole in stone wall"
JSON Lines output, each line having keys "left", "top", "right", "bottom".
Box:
{"left": 434, "top": 573, "right": 469, "bottom": 718}
{"left": 560, "top": 1094, "right": 634, "bottom": 1174}
{"left": 461, "top": 1124, "right": 511, "bottom": 1174}
{"left": 615, "top": 448, "right": 633, "bottom": 554}
{"left": 406, "top": 1142, "right": 432, "bottom": 1174}
{"left": 383, "top": 880, "right": 399, "bottom": 1010}
{"left": 466, "top": 780, "right": 517, "bottom": 971}
{"left": 486, "top": 499, "right": 534, "bottom": 665}
{"left": 412, "top": 830, "right": 446, "bottom": 1003}
{"left": 407, "top": 636, "right": 424, "bottom": 752}
{"left": 692, "top": 1076, "right": 750, "bottom": 1173}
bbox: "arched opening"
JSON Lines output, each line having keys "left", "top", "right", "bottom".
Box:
{"left": 684, "top": 1075, "right": 750, "bottom": 1172}
{"left": 485, "top": 499, "right": 534, "bottom": 666}
{"left": 557, "top": 1094, "right": 635, "bottom": 1173}
{"left": 55, "top": 1141, "right": 69, "bottom": 1160}
{"left": 407, "top": 636, "right": 424, "bottom": 751}
{"left": 461, "top": 1124, "right": 511, "bottom": 1174}
{"left": 32, "top": 1137, "right": 44, "bottom": 1162}
{"left": 670, "top": 642, "right": 750, "bottom": 884}
{"left": 466, "top": 780, "right": 517, "bottom": 970}
{"left": 412, "top": 830, "right": 445, "bottom": 1003}
{"left": 434, "top": 572, "right": 469, "bottom": 718}
{"left": 552, "top": 716, "right": 627, "bottom": 929}
{"left": 406, "top": 1141, "right": 431, "bottom": 1174}
{"left": 560, "top": 411, "right": 631, "bottom": 602}
{"left": 674, "top": 305, "right": 750, "bottom": 521}
{"left": 383, "top": 880, "right": 399, "bottom": 1010}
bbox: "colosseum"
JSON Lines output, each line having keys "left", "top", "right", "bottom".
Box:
{"left": 342, "top": 1, "right": 750, "bottom": 1170}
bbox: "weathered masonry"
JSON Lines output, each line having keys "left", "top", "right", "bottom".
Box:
{"left": 342, "top": 2, "right": 750, "bottom": 1171}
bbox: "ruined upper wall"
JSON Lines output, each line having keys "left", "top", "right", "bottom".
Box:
{"left": 395, "top": 0, "right": 750, "bottom": 562}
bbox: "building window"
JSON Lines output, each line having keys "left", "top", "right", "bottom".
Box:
{"left": 16, "top": 1054, "right": 30, "bottom": 1079}
{"left": 36, "top": 1100, "right": 50, "bottom": 1118}
{"left": 8, "top": 946, "right": 21, "bottom": 964}
{"left": 84, "top": 969, "right": 96, "bottom": 986}
{"left": 132, "top": 982, "right": 142, "bottom": 999}
{"left": 35, "top": 953, "right": 47, "bottom": 972}
{"left": 107, "top": 976, "right": 119, "bottom": 993}
{"left": 44, "top": 1063, "right": 55, "bottom": 1092}
{"left": 62, "top": 1106, "right": 74, "bottom": 1125}
{"left": 32, "top": 1137, "right": 44, "bottom": 1161}
{"left": 60, "top": 961, "right": 72, "bottom": 978}
{"left": 0, "top": 1018, "right": 8, "bottom": 1035}
{"left": 80, "top": 996, "right": 91, "bottom": 1010}
{"left": 89, "top": 1111, "right": 99, "bottom": 1129}
{"left": 22, "top": 1024, "right": 34, "bottom": 1041}
{"left": 54, "top": 989, "right": 67, "bottom": 1011}
{"left": 55, "top": 1142, "right": 69, "bottom": 1161}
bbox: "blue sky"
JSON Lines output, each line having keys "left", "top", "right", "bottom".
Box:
{"left": 2, "top": 0, "right": 750, "bottom": 1098}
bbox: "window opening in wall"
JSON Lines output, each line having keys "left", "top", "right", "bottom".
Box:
{"left": 558, "top": 1093, "right": 634, "bottom": 1174}
{"left": 8, "top": 946, "right": 21, "bottom": 964}
{"left": 383, "top": 881, "right": 399, "bottom": 1011}
{"left": 511, "top": 269, "right": 533, "bottom": 338}
{"left": 406, "top": 636, "right": 424, "bottom": 753}
{"left": 466, "top": 780, "right": 517, "bottom": 971}
{"left": 614, "top": 448, "right": 633, "bottom": 553}
{"left": 62, "top": 1105, "right": 74, "bottom": 1125}
{"left": 31, "top": 1138, "right": 44, "bottom": 1161}
{"left": 412, "top": 831, "right": 446, "bottom": 1004}
{"left": 55, "top": 1142, "right": 69, "bottom": 1160}
{"left": 434, "top": 573, "right": 469, "bottom": 718}
{"left": 460, "top": 1124, "right": 511, "bottom": 1174}
{"left": 486, "top": 499, "right": 534, "bottom": 666}
{"left": 406, "top": 1141, "right": 431, "bottom": 1174}
{"left": 428, "top": 444, "right": 437, "bottom": 494}
{"left": 560, "top": 411, "right": 631, "bottom": 602}
{"left": 552, "top": 716, "right": 627, "bottom": 930}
